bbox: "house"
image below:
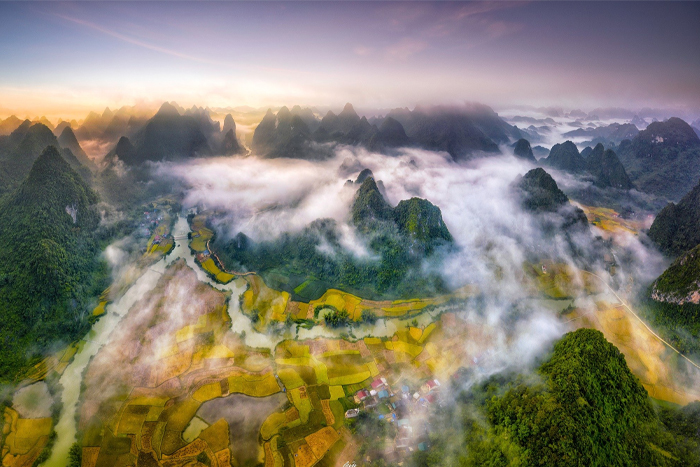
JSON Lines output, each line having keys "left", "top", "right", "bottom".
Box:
{"left": 356, "top": 390, "right": 370, "bottom": 400}
{"left": 364, "top": 397, "right": 379, "bottom": 409}
{"left": 396, "top": 437, "right": 412, "bottom": 450}
{"left": 345, "top": 408, "right": 359, "bottom": 419}
{"left": 371, "top": 379, "right": 385, "bottom": 390}
{"left": 378, "top": 389, "right": 389, "bottom": 400}
{"left": 421, "top": 379, "right": 441, "bottom": 394}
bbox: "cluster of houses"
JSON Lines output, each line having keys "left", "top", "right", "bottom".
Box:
{"left": 195, "top": 248, "right": 211, "bottom": 263}
{"left": 138, "top": 210, "right": 164, "bottom": 239}
{"left": 345, "top": 376, "right": 443, "bottom": 459}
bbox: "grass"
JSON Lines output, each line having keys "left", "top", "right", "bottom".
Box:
{"left": 192, "top": 382, "right": 223, "bottom": 402}
{"left": 328, "top": 371, "right": 372, "bottom": 386}
{"left": 290, "top": 387, "right": 313, "bottom": 424}
{"left": 3, "top": 409, "right": 52, "bottom": 456}
{"left": 293, "top": 442, "right": 318, "bottom": 467}
{"left": 305, "top": 426, "right": 340, "bottom": 459}
{"left": 385, "top": 340, "right": 424, "bottom": 358}
{"left": 278, "top": 368, "right": 306, "bottom": 390}
{"left": 242, "top": 275, "right": 291, "bottom": 328}
{"left": 227, "top": 372, "right": 281, "bottom": 397}
{"left": 329, "top": 386, "right": 345, "bottom": 401}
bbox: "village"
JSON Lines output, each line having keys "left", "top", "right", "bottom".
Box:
{"left": 343, "top": 375, "right": 442, "bottom": 462}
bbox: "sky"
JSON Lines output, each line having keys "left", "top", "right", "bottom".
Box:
{"left": 0, "top": 1, "right": 699, "bottom": 119}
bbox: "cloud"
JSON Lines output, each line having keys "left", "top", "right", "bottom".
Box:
{"left": 54, "top": 13, "right": 232, "bottom": 68}
{"left": 353, "top": 45, "right": 374, "bottom": 56}
{"left": 385, "top": 38, "right": 428, "bottom": 60}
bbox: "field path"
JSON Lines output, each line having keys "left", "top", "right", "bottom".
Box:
{"left": 580, "top": 270, "right": 700, "bottom": 372}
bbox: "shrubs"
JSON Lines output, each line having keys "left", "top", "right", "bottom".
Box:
{"left": 361, "top": 309, "right": 378, "bottom": 324}
{"left": 324, "top": 309, "right": 350, "bottom": 328}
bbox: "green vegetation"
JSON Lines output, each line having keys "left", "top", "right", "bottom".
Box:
{"left": 68, "top": 442, "right": 82, "bottom": 467}
{"left": 584, "top": 144, "right": 634, "bottom": 190}
{"left": 213, "top": 177, "right": 452, "bottom": 300}
{"left": 617, "top": 117, "right": 700, "bottom": 201}
{"left": 348, "top": 411, "right": 397, "bottom": 458}
{"left": 637, "top": 296, "right": 700, "bottom": 356}
{"left": 648, "top": 179, "right": 700, "bottom": 257}
{"left": 515, "top": 167, "right": 570, "bottom": 212}
{"left": 324, "top": 309, "right": 350, "bottom": 328}
{"left": 652, "top": 244, "right": 700, "bottom": 302}
{"left": 544, "top": 140, "right": 585, "bottom": 172}
{"left": 0, "top": 122, "right": 90, "bottom": 195}
{"left": 393, "top": 197, "right": 453, "bottom": 253}
{"left": 414, "top": 329, "right": 700, "bottom": 467}
{"left": 645, "top": 178, "right": 700, "bottom": 354}
{"left": 361, "top": 309, "right": 378, "bottom": 324}
{"left": 0, "top": 146, "right": 106, "bottom": 380}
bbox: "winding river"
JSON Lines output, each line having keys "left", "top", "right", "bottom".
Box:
{"left": 41, "top": 215, "right": 582, "bottom": 465}
{"left": 40, "top": 217, "right": 430, "bottom": 465}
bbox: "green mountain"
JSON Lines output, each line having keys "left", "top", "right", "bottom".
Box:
{"left": 0, "top": 122, "right": 89, "bottom": 194}
{"left": 513, "top": 138, "right": 536, "bottom": 162}
{"left": 514, "top": 167, "right": 570, "bottom": 212}
{"left": 513, "top": 168, "right": 590, "bottom": 245}
{"left": 617, "top": 117, "right": 700, "bottom": 201}
{"left": 0, "top": 146, "right": 104, "bottom": 380}
{"left": 213, "top": 174, "right": 452, "bottom": 299}
{"left": 394, "top": 197, "right": 453, "bottom": 252}
{"left": 452, "top": 329, "right": 700, "bottom": 467}
{"left": 648, "top": 179, "right": 700, "bottom": 256}
{"left": 351, "top": 177, "right": 394, "bottom": 230}
{"left": 316, "top": 103, "right": 365, "bottom": 142}
{"left": 544, "top": 140, "right": 586, "bottom": 172}
{"left": 352, "top": 176, "right": 453, "bottom": 253}
{"left": 644, "top": 180, "right": 700, "bottom": 356}
{"left": 584, "top": 143, "right": 634, "bottom": 189}
{"left": 651, "top": 244, "right": 700, "bottom": 305}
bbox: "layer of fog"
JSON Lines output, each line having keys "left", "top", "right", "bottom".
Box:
{"left": 160, "top": 145, "right": 667, "bottom": 378}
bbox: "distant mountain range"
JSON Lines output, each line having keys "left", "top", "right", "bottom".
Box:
{"left": 252, "top": 102, "right": 521, "bottom": 161}
{"left": 616, "top": 117, "right": 700, "bottom": 201}
{"left": 563, "top": 122, "right": 639, "bottom": 147}
{"left": 104, "top": 103, "right": 244, "bottom": 166}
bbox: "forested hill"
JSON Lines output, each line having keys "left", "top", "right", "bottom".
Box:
{"left": 212, "top": 174, "right": 453, "bottom": 300}
{"left": 417, "top": 329, "right": 700, "bottom": 467}
{"left": 0, "top": 146, "right": 105, "bottom": 380}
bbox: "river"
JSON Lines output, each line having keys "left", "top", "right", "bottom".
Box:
{"left": 41, "top": 215, "right": 574, "bottom": 465}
